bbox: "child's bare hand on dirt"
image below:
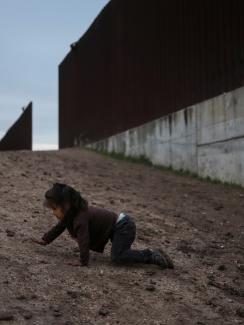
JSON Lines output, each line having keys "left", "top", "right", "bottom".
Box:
{"left": 31, "top": 238, "right": 47, "bottom": 246}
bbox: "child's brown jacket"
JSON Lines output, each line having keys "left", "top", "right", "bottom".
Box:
{"left": 42, "top": 206, "right": 118, "bottom": 265}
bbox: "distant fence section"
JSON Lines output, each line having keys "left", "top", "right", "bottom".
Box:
{"left": 87, "top": 86, "right": 244, "bottom": 186}
{"left": 0, "top": 102, "right": 32, "bottom": 151}
{"left": 59, "top": 0, "right": 244, "bottom": 148}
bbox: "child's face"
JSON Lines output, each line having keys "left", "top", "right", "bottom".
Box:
{"left": 52, "top": 205, "right": 66, "bottom": 220}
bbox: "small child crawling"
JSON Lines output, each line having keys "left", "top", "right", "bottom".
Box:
{"left": 32, "top": 183, "right": 174, "bottom": 269}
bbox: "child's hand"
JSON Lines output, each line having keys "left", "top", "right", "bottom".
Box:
{"left": 31, "top": 238, "right": 47, "bottom": 246}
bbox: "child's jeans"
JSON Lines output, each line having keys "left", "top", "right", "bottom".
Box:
{"left": 111, "top": 214, "right": 152, "bottom": 264}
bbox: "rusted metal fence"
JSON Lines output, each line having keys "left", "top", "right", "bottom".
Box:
{"left": 59, "top": 0, "right": 244, "bottom": 148}
{"left": 0, "top": 102, "right": 32, "bottom": 151}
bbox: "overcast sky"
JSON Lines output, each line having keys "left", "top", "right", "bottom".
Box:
{"left": 0, "top": 0, "right": 109, "bottom": 150}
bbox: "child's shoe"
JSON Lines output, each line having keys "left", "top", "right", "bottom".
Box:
{"left": 150, "top": 249, "right": 174, "bottom": 269}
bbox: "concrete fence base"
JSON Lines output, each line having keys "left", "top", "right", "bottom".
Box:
{"left": 86, "top": 86, "right": 244, "bottom": 186}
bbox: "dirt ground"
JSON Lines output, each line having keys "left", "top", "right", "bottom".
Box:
{"left": 0, "top": 148, "right": 244, "bottom": 325}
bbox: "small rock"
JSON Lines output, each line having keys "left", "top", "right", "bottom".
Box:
{"left": 214, "top": 205, "right": 223, "bottom": 211}
{"left": 146, "top": 284, "right": 156, "bottom": 292}
{"left": 98, "top": 307, "right": 109, "bottom": 317}
{"left": 206, "top": 219, "right": 214, "bottom": 223}
{"left": 218, "top": 265, "right": 226, "bottom": 271}
{"left": 173, "top": 214, "right": 181, "bottom": 218}
{"left": 50, "top": 306, "right": 60, "bottom": 312}
{"left": 206, "top": 299, "right": 217, "bottom": 307}
{"left": 30, "top": 294, "right": 37, "bottom": 299}
{"left": 39, "top": 260, "right": 48, "bottom": 264}
{"left": 6, "top": 229, "right": 15, "bottom": 237}
{"left": 53, "top": 311, "right": 62, "bottom": 317}
{"left": 224, "top": 232, "right": 234, "bottom": 239}
{"left": 67, "top": 290, "right": 78, "bottom": 299}
{"left": 0, "top": 312, "right": 14, "bottom": 321}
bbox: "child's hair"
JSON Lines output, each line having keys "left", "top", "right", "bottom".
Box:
{"left": 44, "top": 183, "right": 88, "bottom": 212}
